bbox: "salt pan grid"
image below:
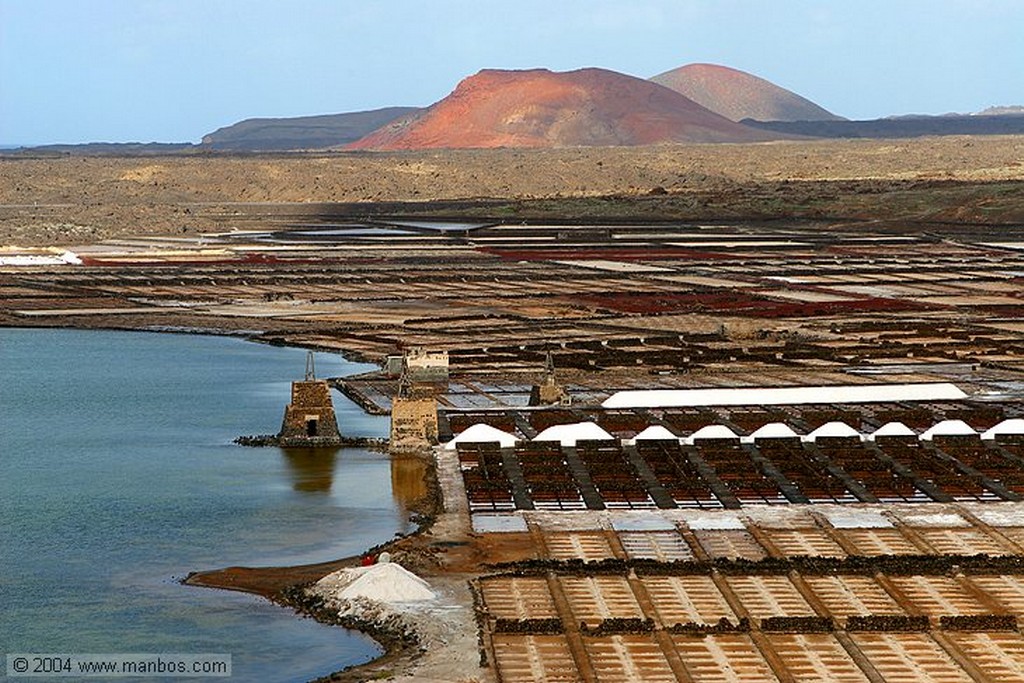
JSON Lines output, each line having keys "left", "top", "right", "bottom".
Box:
{"left": 491, "top": 634, "right": 580, "bottom": 683}
{"left": 886, "top": 575, "right": 993, "bottom": 617}
{"left": 480, "top": 577, "right": 558, "bottom": 620}
{"left": 693, "top": 529, "right": 767, "bottom": 561}
{"left": 802, "top": 575, "right": 905, "bottom": 621}
{"left": 617, "top": 530, "right": 694, "bottom": 562}
{"left": 849, "top": 632, "right": 973, "bottom": 683}
{"left": 560, "top": 576, "right": 644, "bottom": 623}
{"left": 583, "top": 635, "right": 677, "bottom": 683}
{"left": 639, "top": 575, "right": 738, "bottom": 627}
{"left": 837, "top": 527, "right": 924, "bottom": 555}
{"left": 723, "top": 575, "right": 817, "bottom": 621}
{"left": 672, "top": 633, "right": 779, "bottom": 682}
{"left": 763, "top": 527, "right": 847, "bottom": 558}
{"left": 993, "top": 526, "right": 1024, "bottom": 550}
{"left": 965, "top": 575, "right": 1024, "bottom": 614}
{"left": 944, "top": 631, "right": 1024, "bottom": 682}
{"left": 914, "top": 527, "right": 1013, "bottom": 555}
{"left": 544, "top": 531, "right": 618, "bottom": 562}
{"left": 767, "top": 633, "right": 870, "bottom": 682}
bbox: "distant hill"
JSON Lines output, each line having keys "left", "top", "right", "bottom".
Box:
{"left": 743, "top": 114, "right": 1024, "bottom": 139}
{"left": 3, "top": 142, "right": 195, "bottom": 157}
{"left": 976, "top": 105, "right": 1024, "bottom": 116}
{"left": 200, "top": 107, "right": 420, "bottom": 150}
{"left": 348, "top": 68, "right": 778, "bottom": 150}
{"left": 650, "top": 63, "right": 843, "bottom": 122}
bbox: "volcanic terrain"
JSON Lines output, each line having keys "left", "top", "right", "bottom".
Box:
{"left": 651, "top": 62, "right": 843, "bottom": 122}
{"left": 348, "top": 67, "right": 776, "bottom": 150}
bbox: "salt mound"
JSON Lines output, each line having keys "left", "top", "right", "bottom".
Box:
{"left": 743, "top": 422, "right": 799, "bottom": 442}
{"left": 533, "top": 421, "right": 613, "bottom": 446}
{"left": 867, "top": 421, "right": 916, "bottom": 440}
{"left": 982, "top": 419, "right": 1024, "bottom": 440}
{"left": 316, "top": 562, "right": 434, "bottom": 603}
{"left": 445, "top": 423, "right": 518, "bottom": 449}
{"left": 628, "top": 425, "right": 679, "bottom": 443}
{"left": 920, "top": 419, "right": 977, "bottom": 440}
{"left": 685, "top": 424, "right": 739, "bottom": 443}
{"left": 803, "top": 421, "right": 861, "bottom": 442}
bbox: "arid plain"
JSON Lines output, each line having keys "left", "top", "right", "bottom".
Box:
{"left": 2, "top": 135, "right": 1023, "bottom": 246}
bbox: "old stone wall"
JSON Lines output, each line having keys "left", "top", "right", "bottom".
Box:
{"left": 390, "top": 396, "right": 439, "bottom": 451}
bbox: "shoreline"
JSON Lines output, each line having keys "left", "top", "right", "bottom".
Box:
{"left": 185, "top": 447, "right": 446, "bottom": 683}
{"left": 3, "top": 323, "right": 439, "bottom": 683}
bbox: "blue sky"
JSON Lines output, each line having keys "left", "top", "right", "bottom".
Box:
{"left": 2, "top": 0, "right": 1021, "bottom": 144}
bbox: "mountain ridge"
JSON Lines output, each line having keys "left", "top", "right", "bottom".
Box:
{"left": 650, "top": 63, "right": 843, "bottom": 122}
{"left": 200, "top": 106, "right": 420, "bottom": 150}
{"left": 347, "top": 67, "right": 779, "bottom": 150}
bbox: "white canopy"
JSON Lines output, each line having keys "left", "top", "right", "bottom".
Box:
{"left": 444, "top": 423, "right": 519, "bottom": 449}
{"left": 920, "top": 419, "right": 977, "bottom": 440}
{"left": 602, "top": 382, "right": 967, "bottom": 409}
{"left": 982, "top": 419, "right": 1024, "bottom": 440}
{"left": 627, "top": 425, "right": 679, "bottom": 443}
{"left": 867, "top": 421, "right": 917, "bottom": 440}
{"left": 803, "top": 421, "right": 862, "bottom": 442}
{"left": 743, "top": 422, "right": 800, "bottom": 442}
{"left": 684, "top": 424, "right": 740, "bottom": 443}
{"left": 533, "top": 421, "right": 614, "bottom": 446}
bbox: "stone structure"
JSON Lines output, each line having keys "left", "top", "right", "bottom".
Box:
{"left": 279, "top": 352, "right": 341, "bottom": 446}
{"left": 389, "top": 376, "right": 439, "bottom": 452}
{"left": 404, "top": 348, "right": 449, "bottom": 383}
{"left": 529, "top": 351, "right": 571, "bottom": 406}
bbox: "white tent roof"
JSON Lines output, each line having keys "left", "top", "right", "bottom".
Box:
{"left": 533, "top": 421, "right": 614, "bottom": 446}
{"left": 444, "top": 423, "right": 519, "bottom": 449}
{"left": 685, "top": 424, "right": 740, "bottom": 443}
{"left": 920, "top": 419, "right": 977, "bottom": 440}
{"left": 803, "top": 421, "right": 861, "bottom": 442}
{"left": 627, "top": 425, "right": 679, "bottom": 443}
{"left": 982, "top": 419, "right": 1024, "bottom": 440}
{"left": 602, "top": 382, "right": 967, "bottom": 409}
{"left": 743, "top": 422, "right": 800, "bottom": 442}
{"left": 867, "top": 421, "right": 916, "bottom": 440}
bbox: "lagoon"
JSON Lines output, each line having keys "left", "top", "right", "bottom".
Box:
{"left": 0, "top": 329, "right": 407, "bottom": 681}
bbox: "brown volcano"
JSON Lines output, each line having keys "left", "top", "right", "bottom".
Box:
{"left": 650, "top": 63, "right": 843, "bottom": 122}
{"left": 347, "top": 67, "right": 777, "bottom": 150}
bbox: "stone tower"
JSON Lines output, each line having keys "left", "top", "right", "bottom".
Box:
{"left": 529, "top": 350, "right": 570, "bottom": 406}
{"left": 389, "top": 371, "right": 439, "bottom": 452}
{"left": 279, "top": 351, "right": 341, "bottom": 446}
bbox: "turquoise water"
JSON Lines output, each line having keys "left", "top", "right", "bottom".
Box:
{"left": 0, "top": 329, "right": 408, "bottom": 682}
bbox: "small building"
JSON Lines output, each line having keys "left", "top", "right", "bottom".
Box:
{"left": 279, "top": 352, "right": 341, "bottom": 446}
{"left": 404, "top": 348, "right": 449, "bottom": 383}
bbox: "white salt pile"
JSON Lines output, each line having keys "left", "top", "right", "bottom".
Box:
{"left": 743, "top": 422, "right": 800, "bottom": 442}
{"left": 533, "top": 421, "right": 613, "bottom": 446}
{"left": 920, "top": 419, "right": 977, "bottom": 440}
{"left": 445, "top": 423, "right": 518, "bottom": 449}
{"left": 982, "top": 419, "right": 1024, "bottom": 440}
{"left": 803, "top": 421, "right": 861, "bottom": 442}
{"left": 315, "top": 562, "right": 435, "bottom": 603}
{"left": 685, "top": 424, "right": 739, "bottom": 443}
{"left": 628, "top": 425, "right": 679, "bottom": 443}
{"left": 0, "top": 250, "right": 82, "bottom": 266}
{"left": 867, "top": 421, "right": 916, "bottom": 440}
{"left": 602, "top": 382, "right": 967, "bottom": 409}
